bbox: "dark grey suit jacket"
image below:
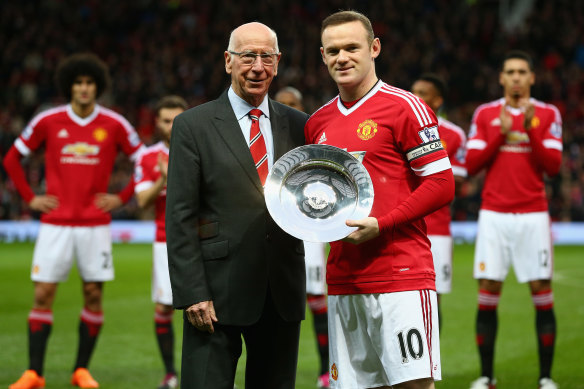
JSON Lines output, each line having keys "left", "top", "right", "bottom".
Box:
{"left": 166, "top": 90, "right": 308, "bottom": 325}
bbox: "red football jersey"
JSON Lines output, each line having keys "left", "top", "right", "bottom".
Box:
{"left": 425, "top": 117, "right": 467, "bottom": 236}
{"left": 14, "top": 104, "right": 143, "bottom": 226}
{"left": 305, "top": 81, "right": 451, "bottom": 295}
{"left": 134, "top": 141, "right": 168, "bottom": 242}
{"left": 466, "top": 98, "right": 563, "bottom": 213}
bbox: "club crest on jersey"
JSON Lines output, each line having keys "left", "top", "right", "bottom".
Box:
{"left": 331, "top": 363, "right": 338, "bottom": 381}
{"left": 530, "top": 116, "right": 540, "bottom": 129}
{"left": 418, "top": 125, "right": 439, "bottom": 143}
{"left": 62, "top": 142, "right": 99, "bottom": 156}
{"left": 93, "top": 128, "right": 108, "bottom": 142}
{"left": 357, "top": 119, "right": 378, "bottom": 140}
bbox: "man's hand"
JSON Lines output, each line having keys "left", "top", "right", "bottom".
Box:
{"left": 343, "top": 217, "right": 380, "bottom": 245}
{"left": 29, "top": 195, "right": 59, "bottom": 213}
{"left": 499, "top": 103, "right": 513, "bottom": 135}
{"left": 186, "top": 300, "right": 218, "bottom": 334}
{"left": 157, "top": 152, "right": 168, "bottom": 183}
{"left": 94, "top": 193, "right": 123, "bottom": 212}
{"left": 522, "top": 100, "right": 535, "bottom": 131}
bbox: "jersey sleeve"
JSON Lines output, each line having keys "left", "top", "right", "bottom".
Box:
{"left": 14, "top": 115, "right": 48, "bottom": 156}
{"left": 395, "top": 98, "right": 450, "bottom": 175}
{"left": 465, "top": 105, "right": 506, "bottom": 175}
{"left": 116, "top": 116, "right": 144, "bottom": 160}
{"left": 529, "top": 104, "right": 563, "bottom": 176}
{"left": 450, "top": 128, "right": 468, "bottom": 178}
{"left": 133, "top": 153, "right": 155, "bottom": 194}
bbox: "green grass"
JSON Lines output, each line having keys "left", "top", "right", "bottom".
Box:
{"left": 1, "top": 243, "right": 583, "bottom": 388}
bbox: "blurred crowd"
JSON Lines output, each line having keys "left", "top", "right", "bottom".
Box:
{"left": 1, "top": 0, "right": 583, "bottom": 221}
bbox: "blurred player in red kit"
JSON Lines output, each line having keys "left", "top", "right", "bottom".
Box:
{"left": 4, "top": 53, "right": 144, "bottom": 389}
{"left": 134, "top": 95, "right": 188, "bottom": 389}
{"left": 305, "top": 11, "right": 454, "bottom": 389}
{"left": 275, "top": 86, "right": 331, "bottom": 389}
{"left": 466, "top": 50, "right": 562, "bottom": 389}
{"left": 412, "top": 73, "right": 467, "bottom": 328}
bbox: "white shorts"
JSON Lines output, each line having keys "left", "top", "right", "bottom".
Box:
{"left": 328, "top": 291, "right": 441, "bottom": 388}
{"left": 304, "top": 241, "right": 327, "bottom": 295}
{"left": 31, "top": 223, "right": 113, "bottom": 283}
{"left": 152, "top": 242, "right": 173, "bottom": 305}
{"left": 474, "top": 210, "right": 553, "bottom": 283}
{"left": 428, "top": 235, "right": 453, "bottom": 294}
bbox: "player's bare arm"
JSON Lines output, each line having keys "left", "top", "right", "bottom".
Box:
{"left": 343, "top": 216, "right": 380, "bottom": 244}
{"left": 185, "top": 300, "right": 218, "bottom": 334}
{"left": 94, "top": 193, "right": 123, "bottom": 212}
{"left": 29, "top": 195, "right": 59, "bottom": 213}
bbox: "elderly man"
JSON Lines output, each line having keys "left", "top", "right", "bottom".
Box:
{"left": 165, "top": 22, "right": 309, "bottom": 389}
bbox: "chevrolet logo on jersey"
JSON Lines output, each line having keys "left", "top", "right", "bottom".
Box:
{"left": 505, "top": 131, "right": 529, "bottom": 144}
{"left": 357, "top": 119, "right": 378, "bottom": 140}
{"left": 62, "top": 142, "right": 100, "bottom": 156}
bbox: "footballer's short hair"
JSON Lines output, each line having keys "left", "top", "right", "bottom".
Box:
{"left": 502, "top": 50, "right": 534, "bottom": 71}
{"left": 417, "top": 73, "right": 447, "bottom": 98}
{"left": 321, "top": 10, "right": 374, "bottom": 46}
{"left": 155, "top": 95, "right": 188, "bottom": 116}
{"left": 55, "top": 53, "right": 110, "bottom": 101}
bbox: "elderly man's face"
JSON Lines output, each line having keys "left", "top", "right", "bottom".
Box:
{"left": 225, "top": 23, "right": 281, "bottom": 107}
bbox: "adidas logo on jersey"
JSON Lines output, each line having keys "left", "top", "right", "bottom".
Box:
{"left": 318, "top": 132, "right": 328, "bottom": 144}
{"left": 57, "top": 128, "right": 69, "bottom": 138}
{"left": 490, "top": 117, "right": 502, "bottom": 126}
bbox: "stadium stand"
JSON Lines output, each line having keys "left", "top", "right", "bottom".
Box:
{"left": 1, "top": 0, "right": 583, "bottom": 221}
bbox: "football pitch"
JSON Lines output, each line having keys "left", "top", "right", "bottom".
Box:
{"left": 1, "top": 243, "right": 583, "bottom": 388}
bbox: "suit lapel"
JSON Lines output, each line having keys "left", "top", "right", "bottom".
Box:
{"left": 212, "top": 91, "right": 265, "bottom": 192}
{"left": 269, "top": 99, "right": 290, "bottom": 161}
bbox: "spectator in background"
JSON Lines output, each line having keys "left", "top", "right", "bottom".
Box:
{"left": 466, "top": 50, "right": 562, "bottom": 389}
{"left": 3, "top": 52, "right": 144, "bottom": 389}
{"left": 134, "top": 95, "right": 188, "bottom": 389}
{"left": 275, "top": 86, "right": 330, "bottom": 389}
{"left": 411, "top": 73, "right": 468, "bottom": 329}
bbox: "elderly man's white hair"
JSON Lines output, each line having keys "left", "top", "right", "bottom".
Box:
{"left": 227, "top": 22, "right": 280, "bottom": 53}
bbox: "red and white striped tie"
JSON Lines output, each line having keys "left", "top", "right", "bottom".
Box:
{"left": 248, "top": 109, "right": 268, "bottom": 185}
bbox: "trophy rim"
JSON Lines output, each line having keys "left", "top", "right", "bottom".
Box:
{"left": 264, "top": 144, "right": 374, "bottom": 242}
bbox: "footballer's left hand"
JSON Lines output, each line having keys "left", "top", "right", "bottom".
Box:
{"left": 95, "top": 193, "right": 123, "bottom": 212}
{"left": 343, "top": 217, "right": 380, "bottom": 245}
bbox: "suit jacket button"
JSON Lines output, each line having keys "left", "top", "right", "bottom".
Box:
{"left": 265, "top": 233, "right": 270, "bottom": 240}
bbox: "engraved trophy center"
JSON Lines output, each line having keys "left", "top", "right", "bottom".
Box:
{"left": 302, "top": 182, "right": 336, "bottom": 218}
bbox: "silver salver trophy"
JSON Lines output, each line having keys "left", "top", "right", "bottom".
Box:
{"left": 264, "top": 144, "right": 374, "bottom": 242}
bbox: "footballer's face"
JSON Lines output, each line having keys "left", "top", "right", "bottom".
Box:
{"left": 499, "top": 58, "right": 534, "bottom": 100}
{"left": 320, "top": 20, "right": 380, "bottom": 100}
{"left": 412, "top": 80, "right": 443, "bottom": 113}
{"left": 225, "top": 22, "right": 281, "bottom": 107}
{"left": 156, "top": 107, "right": 184, "bottom": 145}
{"left": 71, "top": 76, "right": 97, "bottom": 107}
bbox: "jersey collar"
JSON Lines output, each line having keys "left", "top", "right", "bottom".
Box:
{"left": 66, "top": 104, "right": 100, "bottom": 127}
